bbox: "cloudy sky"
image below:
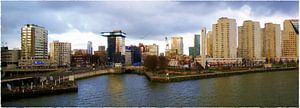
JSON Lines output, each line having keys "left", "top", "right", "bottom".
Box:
{"left": 1, "top": 1, "right": 298, "bottom": 55}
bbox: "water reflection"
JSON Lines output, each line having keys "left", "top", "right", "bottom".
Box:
{"left": 107, "top": 75, "right": 125, "bottom": 106}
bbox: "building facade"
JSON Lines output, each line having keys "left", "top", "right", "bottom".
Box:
{"left": 101, "top": 30, "right": 126, "bottom": 64}
{"left": 212, "top": 17, "right": 237, "bottom": 58}
{"left": 87, "top": 41, "right": 93, "bottom": 55}
{"left": 194, "top": 34, "right": 200, "bottom": 56}
{"left": 171, "top": 36, "right": 183, "bottom": 55}
{"left": 237, "top": 20, "right": 262, "bottom": 59}
{"left": 281, "top": 19, "right": 299, "bottom": 60}
{"left": 1, "top": 47, "right": 21, "bottom": 69}
{"left": 98, "top": 45, "right": 105, "bottom": 52}
{"left": 130, "top": 46, "right": 142, "bottom": 66}
{"left": 125, "top": 46, "right": 132, "bottom": 66}
{"left": 189, "top": 47, "right": 194, "bottom": 57}
{"left": 19, "top": 24, "right": 49, "bottom": 69}
{"left": 262, "top": 23, "right": 281, "bottom": 59}
{"left": 201, "top": 27, "right": 207, "bottom": 57}
{"left": 206, "top": 31, "right": 213, "bottom": 57}
{"left": 50, "top": 41, "right": 71, "bottom": 67}
{"left": 145, "top": 44, "right": 159, "bottom": 56}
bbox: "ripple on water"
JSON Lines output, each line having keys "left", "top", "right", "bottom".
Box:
{"left": 2, "top": 71, "right": 298, "bottom": 107}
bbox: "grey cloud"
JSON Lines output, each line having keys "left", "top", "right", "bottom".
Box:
{"left": 2, "top": 1, "right": 298, "bottom": 44}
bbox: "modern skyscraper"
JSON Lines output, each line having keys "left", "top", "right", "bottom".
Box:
{"left": 87, "top": 41, "right": 93, "bottom": 55}
{"left": 261, "top": 23, "right": 281, "bottom": 58}
{"left": 171, "top": 36, "right": 183, "bottom": 55}
{"left": 237, "top": 20, "right": 262, "bottom": 59}
{"left": 212, "top": 17, "right": 237, "bottom": 58}
{"left": 281, "top": 19, "right": 299, "bottom": 58}
{"left": 19, "top": 24, "right": 49, "bottom": 69}
{"left": 101, "top": 30, "right": 126, "bottom": 64}
{"left": 194, "top": 34, "right": 200, "bottom": 56}
{"left": 206, "top": 31, "right": 213, "bottom": 57}
{"left": 189, "top": 47, "right": 195, "bottom": 57}
{"left": 50, "top": 41, "right": 71, "bottom": 67}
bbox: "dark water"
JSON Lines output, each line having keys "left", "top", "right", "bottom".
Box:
{"left": 2, "top": 70, "right": 298, "bottom": 107}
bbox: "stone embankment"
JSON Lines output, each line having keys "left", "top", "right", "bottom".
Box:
{"left": 144, "top": 67, "right": 298, "bottom": 82}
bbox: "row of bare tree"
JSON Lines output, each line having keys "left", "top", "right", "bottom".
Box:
{"left": 143, "top": 55, "right": 169, "bottom": 72}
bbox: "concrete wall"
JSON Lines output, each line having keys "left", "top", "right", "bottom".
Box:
{"left": 70, "top": 68, "right": 121, "bottom": 80}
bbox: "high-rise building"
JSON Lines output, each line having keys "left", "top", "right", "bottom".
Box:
{"left": 125, "top": 46, "right": 132, "bottom": 66}
{"left": 281, "top": 19, "right": 299, "bottom": 59}
{"left": 189, "top": 47, "right": 194, "bottom": 57}
{"left": 20, "top": 24, "right": 48, "bottom": 59}
{"left": 19, "top": 24, "right": 49, "bottom": 69}
{"left": 98, "top": 46, "right": 105, "bottom": 52}
{"left": 87, "top": 41, "right": 93, "bottom": 55}
{"left": 261, "top": 23, "right": 281, "bottom": 58}
{"left": 130, "top": 46, "right": 141, "bottom": 66}
{"left": 237, "top": 20, "right": 262, "bottom": 59}
{"left": 212, "top": 17, "right": 237, "bottom": 58}
{"left": 101, "top": 30, "right": 126, "bottom": 64}
{"left": 194, "top": 34, "right": 200, "bottom": 56}
{"left": 201, "top": 27, "right": 207, "bottom": 57}
{"left": 171, "top": 36, "right": 183, "bottom": 55}
{"left": 206, "top": 31, "right": 213, "bottom": 57}
{"left": 200, "top": 27, "right": 208, "bottom": 68}
{"left": 50, "top": 41, "right": 71, "bottom": 67}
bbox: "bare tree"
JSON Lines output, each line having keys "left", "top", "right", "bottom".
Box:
{"left": 144, "top": 55, "right": 158, "bottom": 72}
{"left": 158, "top": 55, "right": 169, "bottom": 71}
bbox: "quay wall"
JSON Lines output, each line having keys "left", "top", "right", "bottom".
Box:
{"left": 71, "top": 68, "right": 123, "bottom": 80}
{"left": 144, "top": 67, "right": 298, "bottom": 82}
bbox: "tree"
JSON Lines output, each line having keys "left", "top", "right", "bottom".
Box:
{"left": 158, "top": 55, "right": 169, "bottom": 70}
{"left": 144, "top": 55, "right": 158, "bottom": 72}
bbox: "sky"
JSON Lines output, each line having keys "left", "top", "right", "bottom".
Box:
{"left": 1, "top": 1, "right": 299, "bottom": 55}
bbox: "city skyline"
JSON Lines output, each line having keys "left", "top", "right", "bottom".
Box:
{"left": 1, "top": 1, "right": 298, "bottom": 55}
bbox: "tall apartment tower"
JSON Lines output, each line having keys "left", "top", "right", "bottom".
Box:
{"left": 101, "top": 30, "right": 126, "bottom": 64}
{"left": 194, "top": 34, "right": 200, "bottom": 56}
{"left": 201, "top": 27, "right": 207, "bottom": 68}
{"left": 19, "top": 24, "right": 49, "bottom": 69}
{"left": 261, "top": 23, "right": 281, "bottom": 58}
{"left": 281, "top": 19, "right": 299, "bottom": 58}
{"left": 50, "top": 41, "right": 71, "bottom": 67}
{"left": 206, "top": 31, "right": 213, "bottom": 57}
{"left": 87, "top": 41, "right": 93, "bottom": 55}
{"left": 237, "top": 20, "right": 262, "bottom": 59}
{"left": 201, "top": 27, "right": 207, "bottom": 56}
{"left": 171, "top": 36, "right": 184, "bottom": 55}
{"left": 21, "top": 24, "right": 48, "bottom": 59}
{"left": 212, "top": 17, "right": 237, "bottom": 58}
